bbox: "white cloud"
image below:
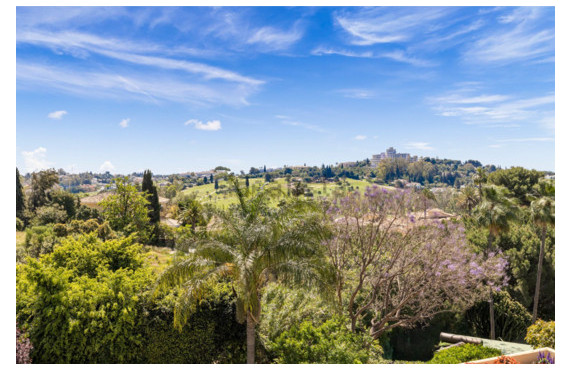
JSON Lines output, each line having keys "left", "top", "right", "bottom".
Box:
{"left": 428, "top": 86, "right": 554, "bottom": 127}
{"left": 119, "top": 118, "right": 130, "bottom": 128}
{"left": 497, "top": 137, "right": 554, "bottom": 143}
{"left": 354, "top": 135, "right": 367, "bottom": 140}
{"left": 464, "top": 7, "right": 553, "bottom": 64}
{"left": 337, "top": 89, "right": 375, "bottom": 99}
{"left": 99, "top": 160, "right": 115, "bottom": 172}
{"left": 185, "top": 119, "right": 222, "bottom": 131}
{"left": 17, "top": 62, "right": 259, "bottom": 107}
{"left": 405, "top": 142, "right": 434, "bottom": 151}
{"left": 48, "top": 110, "right": 67, "bottom": 119}
{"left": 311, "top": 46, "right": 433, "bottom": 67}
{"left": 22, "top": 147, "right": 53, "bottom": 172}
{"left": 276, "top": 116, "right": 327, "bottom": 133}
{"left": 247, "top": 25, "right": 303, "bottom": 51}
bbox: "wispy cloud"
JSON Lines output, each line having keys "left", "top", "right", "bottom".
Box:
{"left": 99, "top": 160, "right": 115, "bottom": 172}
{"left": 311, "top": 46, "right": 433, "bottom": 67}
{"left": 247, "top": 24, "right": 303, "bottom": 51}
{"left": 119, "top": 118, "right": 130, "bottom": 128}
{"left": 428, "top": 85, "right": 554, "bottom": 127}
{"left": 497, "top": 137, "right": 554, "bottom": 143}
{"left": 464, "top": 7, "right": 554, "bottom": 64}
{"left": 48, "top": 110, "right": 67, "bottom": 119}
{"left": 185, "top": 119, "right": 222, "bottom": 131}
{"left": 405, "top": 142, "right": 434, "bottom": 151}
{"left": 334, "top": 7, "right": 453, "bottom": 46}
{"left": 336, "top": 89, "right": 375, "bottom": 99}
{"left": 22, "top": 147, "right": 52, "bottom": 172}
{"left": 275, "top": 115, "right": 326, "bottom": 133}
{"left": 354, "top": 135, "right": 367, "bottom": 140}
{"left": 17, "top": 62, "right": 259, "bottom": 107}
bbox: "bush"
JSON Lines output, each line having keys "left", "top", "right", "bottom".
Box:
{"left": 31, "top": 205, "right": 68, "bottom": 226}
{"left": 461, "top": 290, "right": 532, "bottom": 342}
{"left": 525, "top": 320, "right": 555, "bottom": 349}
{"left": 16, "top": 217, "right": 24, "bottom": 231}
{"left": 268, "top": 317, "right": 383, "bottom": 364}
{"left": 427, "top": 344, "right": 502, "bottom": 364}
{"left": 16, "top": 234, "right": 153, "bottom": 363}
{"left": 75, "top": 205, "right": 101, "bottom": 221}
{"left": 140, "top": 283, "right": 247, "bottom": 363}
{"left": 52, "top": 223, "right": 68, "bottom": 237}
{"left": 22, "top": 226, "right": 61, "bottom": 260}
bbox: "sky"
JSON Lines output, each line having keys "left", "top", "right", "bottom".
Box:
{"left": 16, "top": 6, "right": 555, "bottom": 174}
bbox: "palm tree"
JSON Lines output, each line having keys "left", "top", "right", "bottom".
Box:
{"left": 473, "top": 185, "right": 520, "bottom": 340}
{"left": 473, "top": 167, "right": 488, "bottom": 199}
{"left": 155, "top": 176, "right": 327, "bottom": 364}
{"left": 456, "top": 185, "right": 479, "bottom": 214}
{"left": 529, "top": 180, "right": 555, "bottom": 322}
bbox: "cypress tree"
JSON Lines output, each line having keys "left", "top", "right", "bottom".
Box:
{"left": 245, "top": 176, "right": 250, "bottom": 187}
{"left": 203, "top": 176, "right": 208, "bottom": 185}
{"left": 263, "top": 165, "right": 266, "bottom": 173}
{"left": 214, "top": 179, "right": 219, "bottom": 190}
{"left": 210, "top": 173, "right": 214, "bottom": 183}
{"left": 142, "top": 170, "right": 161, "bottom": 224}
{"left": 16, "top": 168, "right": 25, "bottom": 218}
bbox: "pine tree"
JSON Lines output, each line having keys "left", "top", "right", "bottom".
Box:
{"left": 142, "top": 170, "right": 161, "bottom": 224}
{"left": 16, "top": 168, "right": 25, "bottom": 219}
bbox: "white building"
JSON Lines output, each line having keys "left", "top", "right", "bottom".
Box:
{"left": 371, "top": 147, "right": 411, "bottom": 167}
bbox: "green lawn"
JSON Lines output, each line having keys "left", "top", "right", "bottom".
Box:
{"left": 181, "top": 177, "right": 385, "bottom": 208}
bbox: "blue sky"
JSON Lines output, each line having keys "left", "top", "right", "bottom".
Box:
{"left": 16, "top": 6, "right": 555, "bottom": 174}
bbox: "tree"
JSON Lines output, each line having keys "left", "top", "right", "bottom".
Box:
{"left": 28, "top": 169, "right": 59, "bottom": 211}
{"left": 100, "top": 177, "right": 150, "bottom": 242}
{"left": 419, "top": 188, "right": 436, "bottom": 219}
{"left": 264, "top": 173, "right": 271, "bottom": 183}
{"left": 473, "top": 185, "right": 519, "bottom": 339}
{"left": 263, "top": 165, "right": 266, "bottom": 173}
{"left": 155, "top": 176, "right": 327, "bottom": 364}
{"left": 17, "top": 168, "right": 26, "bottom": 219}
{"left": 214, "top": 166, "right": 231, "bottom": 172}
{"left": 214, "top": 179, "right": 219, "bottom": 190}
{"left": 142, "top": 170, "right": 161, "bottom": 224}
{"left": 529, "top": 182, "right": 555, "bottom": 322}
{"left": 488, "top": 167, "right": 544, "bottom": 205}
{"left": 325, "top": 186, "right": 507, "bottom": 339}
{"left": 203, "top": 176, "right": 208, "bottom": 185}
{"left": 457, "top": 186, "right": 479, "bottom": 214}
{"left": 473, "top": 167, "right": 488, "bottom": 199}
{"left": 210, "top": 174, "right": 214, "bottom": 183}
{"left": 245, "top": 176, "right": 250, "bottom": 188}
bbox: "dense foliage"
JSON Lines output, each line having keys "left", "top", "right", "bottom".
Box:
{"left": 268, "top": 318, "right": 383, "bottom": 364}
{"left": 16, "top": 324, "right": 33, "bottom": 364}
{"left": 427, "top": 344, "right": 502, "bottom": 364}
{"left": 525, "top": 320, "right": 555, "bottom": 349}
{"left": 16, "top": 235, "right": 153, "bottom": 363}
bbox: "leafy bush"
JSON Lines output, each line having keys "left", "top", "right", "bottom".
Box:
{"left": 75, "top": 204, "right": 102, "bottom": 221}
{"left": 427, "top": 344, "right": 502, "bottom": 364}
{"left": 22, "top": 226, "right": 61, "bottom": 260}
{"left": 52, "top": 223, "right": 68, "bottom": 237}
{"left": 16, "top": 234, "right": 153, "bottom": 363}
{"left": 16, "top": 217, "right": 24, "bottom": 231}
{"left": 268, "top": 317, "right": 383, "bottom": 364}
{"left": 461, "top": 290, "right": 532, "bottom": 342}
{"left": 140, "top": 283, "right": 247, "bottom": 363}
{"left": 31, "top": 205, "right": 68, "bottom": 226}
{"left": 525, "top": 320, "right": 555, "bottom": 349}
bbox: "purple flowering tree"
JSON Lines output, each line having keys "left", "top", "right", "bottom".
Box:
{"left": 325, "top": 186, "right": 507, "bottom": 339}
{"left": 16, "top": 323, "right": 32, "bottom": 364}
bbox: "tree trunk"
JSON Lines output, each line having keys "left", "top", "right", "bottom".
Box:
{"left": 487, "top": 231, "right": 495, "bottom": 340}
{"left": 246, "top": 314, "right": 256, "bottom": 364}
{"left": 532, "top": 227, "right": 546, "bottom": 323}
{"left": 489, "top": 288, "right": 495, "bottom": 340}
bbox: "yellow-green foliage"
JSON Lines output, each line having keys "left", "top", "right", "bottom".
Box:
{"left": 427, "top": 344, "right": 502, "bottom": 364}
{"left": 525, "top": 320, "right": 555, "bottom": 349}
{"left": 16, "top": 234, "right": 153, "bottom": 363}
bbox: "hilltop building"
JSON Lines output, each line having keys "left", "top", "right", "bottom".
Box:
{"left": 371, "top": 147, "right": 412, "bottom": 167}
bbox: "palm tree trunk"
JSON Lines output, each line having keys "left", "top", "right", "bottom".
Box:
{"left": 532, "top": 227, "right": 546, "bottom": 323}
{"left": 246, "top": 314, "right": 256, "bottom": 364}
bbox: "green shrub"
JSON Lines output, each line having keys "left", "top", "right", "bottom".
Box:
{"left": 525, "top": 320, "right": 555, "bottom": 349}
{"left": 97, "top": 221, "right": 116, "bottom": 240}
{"left": 16, "top": 234, "right": 153, "bottom": 363}
{"left": 82, "top": 218, "right": 100, "bottom": 233}
{"left": 427, "top": 344, "right": 502, "bottom": 364}
{"left": 16, "top": 217, "right": 24, "bottom": 231}
{"left": 140, "top": 283, "right": 247, "bottom": 363}
{"left": 31, "top": 205, "right": 68, "bottom": 226}
{"left": 23, "top": 226, "right": 61, "bottom": 260}
{"left": 268, "top": 317, "right": 383, "bottom": 364}
{"left": 461, "top": 290, "right": 532, "bottom": 342}
{"left": 52, "top": 223, "right": 68, "bottom": 237}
